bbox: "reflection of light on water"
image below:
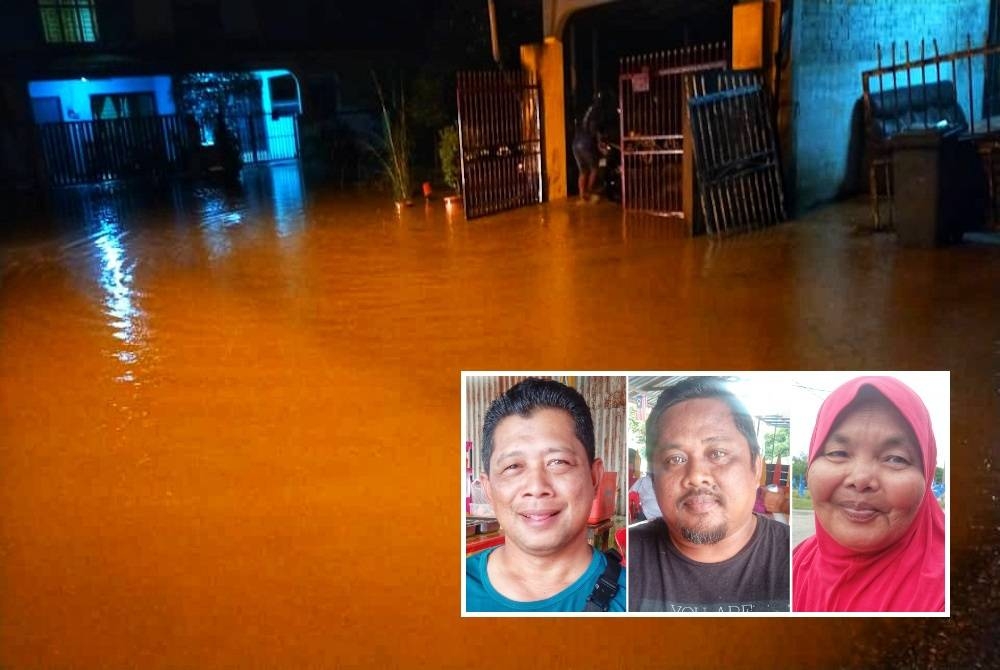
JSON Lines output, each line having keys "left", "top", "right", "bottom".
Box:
{"left": 270, "top": 163, "right": 305, "bottom": 237}
{"left": 197, "top": 189, "right": 241, "bottom": 258}
{"left": 93, "top": 218, "right": 137, "bottom": 343}
{"left": 90, "top": 205, "right": 142, "bottom": 383}
{"left": 444, "top": 196, "right": 459, "bottom": 225}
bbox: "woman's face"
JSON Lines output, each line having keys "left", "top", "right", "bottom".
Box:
{"left": 808, "top": 398, "right": 926, "bottom": 553}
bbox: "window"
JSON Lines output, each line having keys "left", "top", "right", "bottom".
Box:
{"left": 39, "top": 1, "right": 99, "bottom": 44}
{"left": 90, "top": 93, "right": 156, "bottom": 120}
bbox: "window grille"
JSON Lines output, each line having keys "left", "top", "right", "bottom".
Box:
{"left": 90, "top": 93, "right": 156, "bottom": 120}
{"left": 39, "top": 0, "right": 99, "bottom": 44}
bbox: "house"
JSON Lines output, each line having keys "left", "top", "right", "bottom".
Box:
{"left": 0, "top": 0, "right": 396, "bottom": 190}
{"left": 528, "top": 0, "right": 994, "bottom": 215}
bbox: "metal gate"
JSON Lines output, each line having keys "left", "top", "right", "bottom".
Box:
{"left": 456, "top": 70, "right": 543, "bottom": 219}
{"left": 36, "top": 115, "right": 193, "bottom": 185}
{"left": 618, "top": 43, "right": 728, "bottom": 216}
{"left": 685, "top": 71, "right": 786, "bottom": 235}
{"left": 34, "top": 113, "right": 300, "bottom": 186}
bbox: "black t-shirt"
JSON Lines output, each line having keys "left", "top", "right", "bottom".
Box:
{"left": 629, "top": 514, "right": 790, "bottom": 612}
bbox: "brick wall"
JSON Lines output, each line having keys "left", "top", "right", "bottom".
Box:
{"left": 790, "top": 0, "right": 989, "bottom": 211}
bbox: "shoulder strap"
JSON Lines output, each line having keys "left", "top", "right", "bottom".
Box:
{"left": 583, "top": 549, "right": 623, "bottom": 612}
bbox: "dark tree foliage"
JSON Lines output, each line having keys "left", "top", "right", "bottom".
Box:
{"left": 408, "top": 0, "right": 541, "bottom": 175}
{"left": 174, "top": 72, "right": 261, "bottom": 129}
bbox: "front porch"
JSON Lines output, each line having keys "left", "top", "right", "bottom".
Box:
{"left": 24, "top": 69, "right": 302, "bottom": 186}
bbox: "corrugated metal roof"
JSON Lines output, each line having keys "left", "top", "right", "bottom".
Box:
{"left": 627, "top": 374, "right": 742, "bottom": 405}
{"left": 757, "top": 414, "right": 791, "bottom": 429}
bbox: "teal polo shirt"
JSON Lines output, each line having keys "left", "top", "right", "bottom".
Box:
{"left": 466, "top": 546, "right": 626, "bottom": 612}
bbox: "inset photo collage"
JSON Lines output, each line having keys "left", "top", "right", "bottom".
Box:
{"left": 461, "top": 372, "right": 949, "bottom": 617}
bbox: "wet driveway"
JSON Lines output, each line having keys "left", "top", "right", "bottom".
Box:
{"left": 2, "top": 163, "right": 998, "bottom": 667}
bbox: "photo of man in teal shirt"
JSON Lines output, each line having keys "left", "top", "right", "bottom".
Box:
{"left": 465, "top": 378, "right": 626, "bottom": 613}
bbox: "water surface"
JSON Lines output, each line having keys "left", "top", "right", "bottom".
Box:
{"left": 2, "top": 164, "right": 998, "bottom": 667}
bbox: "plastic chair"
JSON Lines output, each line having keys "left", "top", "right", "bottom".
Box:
{"left": 628, "top": 490, "right": 641, "bottom": 523}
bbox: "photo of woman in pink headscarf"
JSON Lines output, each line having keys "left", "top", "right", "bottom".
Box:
{"left": 792, "top": 376, "right": 946, "bottom": 612}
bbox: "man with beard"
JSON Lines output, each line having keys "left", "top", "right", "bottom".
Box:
{"left": 629, "top": 377, "right": 789, "bottom": 612}
{"left": 466, "top": 378, "right": 626, "bottom": 612}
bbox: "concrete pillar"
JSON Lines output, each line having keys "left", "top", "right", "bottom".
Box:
{"left": 733, "top": 1, "right": 794, "bottom": 211}
{"left": 521, "top": 39, "right": 568, "bottom": 200}
{"left": 528, "top": 1, "right": 618, "bottom": 201}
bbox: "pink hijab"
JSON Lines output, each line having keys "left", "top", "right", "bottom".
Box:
{"left": 793, "top": 376, "right": 945, "bottom": 612}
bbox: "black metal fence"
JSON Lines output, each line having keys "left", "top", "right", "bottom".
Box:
{"left": 37, "top": 115, "right": 193, "bottom": 185}
{"left": 456, "top": 70, "right": 544, "bottom": 219}
{"left": 685, "top": 70, "right": 786, "bottom": 235}
{"left": 618, "top": 43, "right": 728, "bottom": 217}
{"left": 35, "top": 113, "right": 300, "bottom": 186}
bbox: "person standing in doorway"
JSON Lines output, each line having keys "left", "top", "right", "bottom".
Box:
{"left": 572, "top": 93, "right": 604, "bottom": 203}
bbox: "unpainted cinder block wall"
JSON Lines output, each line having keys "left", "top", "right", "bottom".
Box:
{"left": 790, "top": 0, "right": 989, "bottom": 212}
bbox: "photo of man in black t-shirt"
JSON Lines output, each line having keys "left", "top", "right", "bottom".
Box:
{"left": 629, "top": 376, "right": 790, "bottom": 612}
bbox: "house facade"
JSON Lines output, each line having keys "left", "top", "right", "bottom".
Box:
{"left": 535, "top": 0, "right": 993, "bottom": 213}
{"left": 0, "top": 0, "right": 390, "bottom": 190}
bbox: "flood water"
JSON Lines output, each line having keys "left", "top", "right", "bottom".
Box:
{"left": 2, "top": 162, "right": 998, "bottom": 667}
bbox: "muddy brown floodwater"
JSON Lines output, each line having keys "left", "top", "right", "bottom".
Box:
{"left": 2, "top": 163, "right": 998, "bottom": 668}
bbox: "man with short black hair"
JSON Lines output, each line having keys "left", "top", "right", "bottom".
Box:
{"left": 466, "top": 378, "right": 626, "bottom": 612}
{"left": 629, "top": 376, "right": 789, "bottom": 612}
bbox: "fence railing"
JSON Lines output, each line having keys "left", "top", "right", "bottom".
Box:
{"left": 35, "top": 113, "right": 300, "bottom": 186}
{"left": 862, "top": 36, "right": 1000, "bottom": 140}
{"left": 619, "top": 42, "right": 728, "bottom": 217}
{"left": 37, "top": 115, "right": 193, "bottom": 186}
{"left": 860, "top": 37, "right": 1000, "bottom": 229}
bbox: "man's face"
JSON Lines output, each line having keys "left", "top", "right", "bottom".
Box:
{"left": 649, "top": 397, "right": 762, "bottom": 549}
{"left": 482, "top": 408, "right": 603, "bottom": 557}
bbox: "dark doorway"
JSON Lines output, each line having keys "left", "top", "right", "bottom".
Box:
{"left": 562, "top": 0, "right": 732, "bottom": 196}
